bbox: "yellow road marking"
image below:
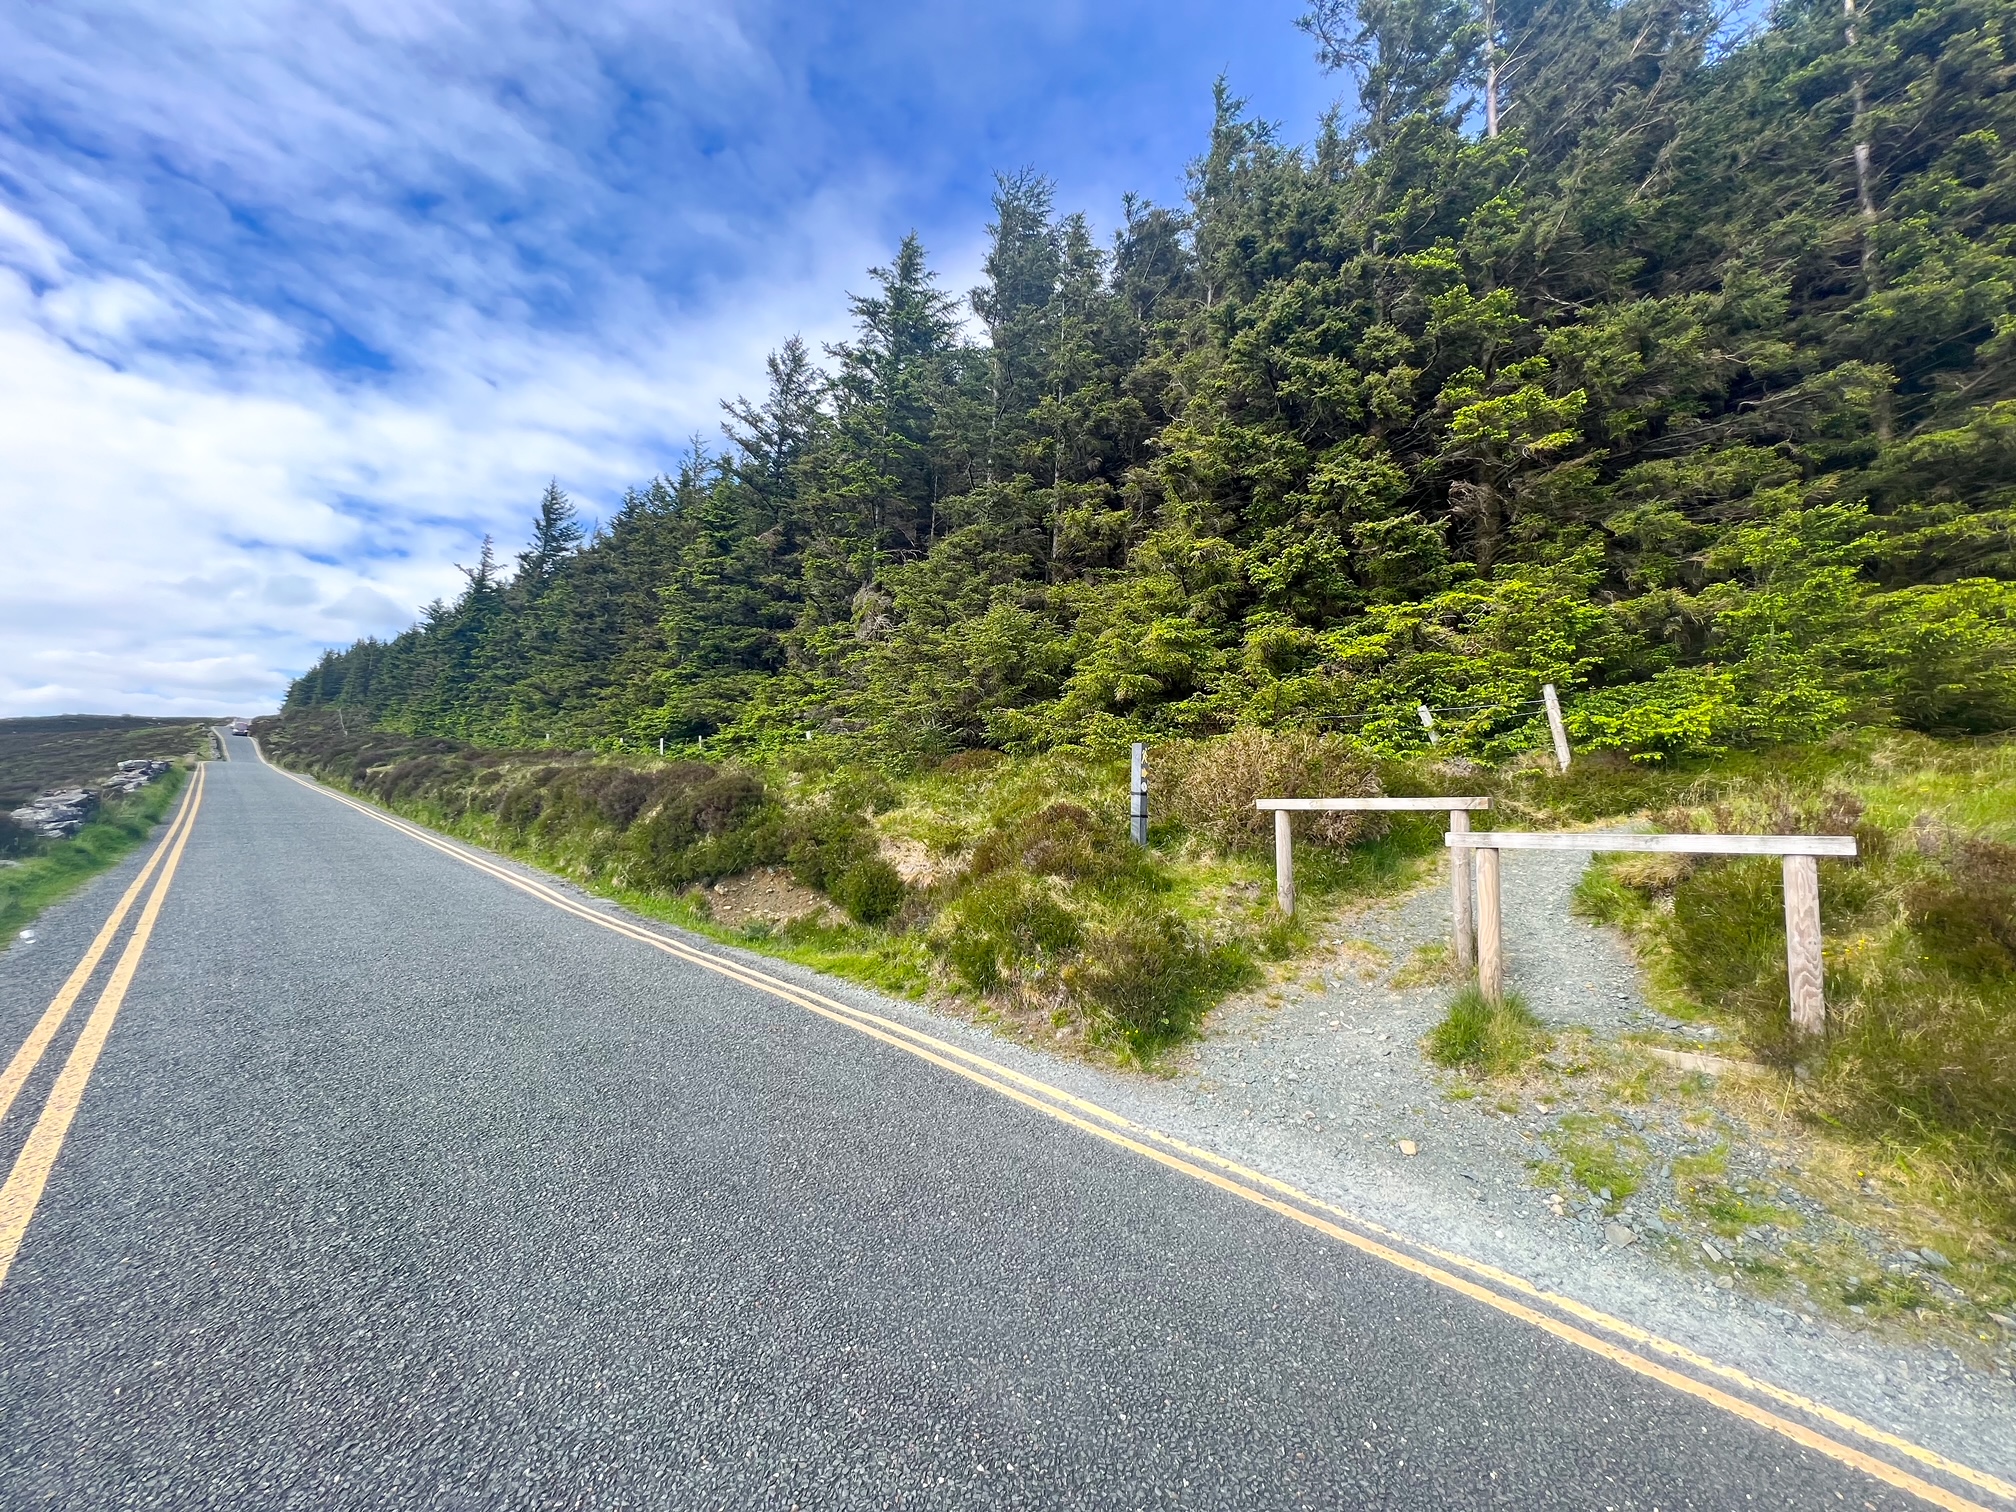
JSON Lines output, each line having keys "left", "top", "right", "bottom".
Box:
{"left": 267, "top": 762, "right": 2009, "bottom": 1511}
{"left": 0, "top": 763, "right": 206, "bottom": 1290}
{"left": 0, "top": 770, "right": 204, "bottom": 1132}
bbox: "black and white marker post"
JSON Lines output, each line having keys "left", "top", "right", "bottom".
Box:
{"left": 1130, "top": 741, "right": 1148, "bottom": 845}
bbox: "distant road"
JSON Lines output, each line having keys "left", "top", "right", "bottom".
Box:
{"left": 0, "top": 732, "right": 1973, "bottom": 1508}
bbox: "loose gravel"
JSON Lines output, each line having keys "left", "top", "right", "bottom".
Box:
{"left": 776, "top": 847, "right": 2016, "bottom": 1487}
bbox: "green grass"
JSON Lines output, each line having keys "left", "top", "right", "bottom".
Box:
{"left": 1425, "top": 987, "right": 1551, "bottom": 1076}
{"left": 0, "top": 765, "right": 191, "bottom": 940}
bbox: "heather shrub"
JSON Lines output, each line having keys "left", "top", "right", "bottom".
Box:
{"left": 968, "top": 801, "right": 1135, "bottom": 883}
{"left": 936, "top": 873, "right": 1083, "bottom": 993}
{"left": 1156, "top": 728, "right": 1383, "bottom": 849}
{"left": 832, "top": 856, "right": 906, "bottom": 926}
{"left": 1065, "top": 904, "right": 1244, "bottom": 1056}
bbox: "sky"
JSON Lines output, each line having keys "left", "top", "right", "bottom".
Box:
{"left": 0, "top": 0, "right": 1344, "bottom": 718}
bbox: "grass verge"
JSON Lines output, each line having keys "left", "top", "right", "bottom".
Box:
{"left": 0, "top": 764, "right": 191, "bottom": 941}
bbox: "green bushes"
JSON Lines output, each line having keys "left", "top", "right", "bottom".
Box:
{"left": 938, "top": 873, "right": 1084, "bottom": 993}
{"left": 1065, "top": 906, "right": 1241, "bottom": 1050}
{"left": 1426, "top": 988, "right": 1550, "bottom": 1075}
{"left": 831, "top": 856, "right": 905, "bottom": 925}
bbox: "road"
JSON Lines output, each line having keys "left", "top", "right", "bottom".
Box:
{"left": 0, "top": 733, "right": 1980, "bottom": 1509}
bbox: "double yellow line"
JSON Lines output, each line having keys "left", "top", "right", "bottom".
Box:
{"left": 0, "top": 761, "right": 206, "bottom": 1289}
{"left": 265, "top": 761, "right": 2010, "bottom": 1512}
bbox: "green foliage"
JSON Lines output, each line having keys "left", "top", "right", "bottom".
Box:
{"left": 283, "top": 0, "right": 2014, "bottom": 765}
{"left": 1570, "top": 733, "right": 2016, "bottom": 1224}
{"left": 1426, "top": 987, "right": 1550, "bottom": 1075}
{"left": 936, "top": 873, "right": 1085, "bottom": 993}
{"left": 1065, "top": 905, "right": 1245, "bottom": 1057}
{"left": 832, "top": 856, "right": 906, "bottom": 926}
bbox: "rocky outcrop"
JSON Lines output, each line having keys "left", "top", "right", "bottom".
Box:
{"left": 8, "top": 760, "right": 172, "bottom": 840}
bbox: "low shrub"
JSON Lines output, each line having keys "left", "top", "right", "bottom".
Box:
{"left": 1064, "top": 904, "right": 1239, "bottom": 1056}
{"left": 784, "top": 806, "right": 879, "bottom": 893}
{"left": 0, "top": 813, "right": 37, "bottom": 860}
{"left": 968, "top": 801, "right": 1135, "bottom": 883}
{"left": 832, "top": 856, "right": 906, "bottom": 926}
{"left": 1426, "top": 988, "right": 1550, "bottom": 1075}
{"left": 936, "top": 873, "right": 1083, "bottom": 994}
{"left": 1156, "top": 728, "right": 1383, "bottom": 850}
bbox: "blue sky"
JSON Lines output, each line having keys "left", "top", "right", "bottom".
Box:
{"left": 0, "top": 0, "right": 1342, "bottom": 716}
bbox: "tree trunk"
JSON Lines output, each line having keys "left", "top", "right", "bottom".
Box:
{"left": 1845, "top": 0, "right": 1879, "bottom": 285}
{"left": 1484, "top": 0, "right": 1500, "bottom": 138}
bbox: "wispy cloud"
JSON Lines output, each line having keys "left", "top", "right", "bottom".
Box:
{"left": 0, "top": 0, "right": 1332, "bottom": 716}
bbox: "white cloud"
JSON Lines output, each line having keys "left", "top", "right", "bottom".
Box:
{"left": 0, "top": 0, "right": 1337, "bottom": 717}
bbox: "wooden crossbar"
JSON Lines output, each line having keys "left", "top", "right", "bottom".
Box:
{"left": 1443, "top": 830, "right": 1856, "bottom": 858}
{"left": 1255, "top": 796, "right": 1492, "bottom": 812}
{"left": 1443, "top": 828, "right": 1853, "bottom": 1034}
{"left": 1257, "top": 796, "right": 1491, "bottom": 971}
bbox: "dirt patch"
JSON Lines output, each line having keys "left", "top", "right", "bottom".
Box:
{"left": 692, "top": 867, "right": 838, "bottom": 929}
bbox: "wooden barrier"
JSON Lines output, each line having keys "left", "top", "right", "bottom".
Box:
{"left": 1257, "top": 797, "right": 1491, "bottom": 963}
{"left": 1444, "top": 829, "right": 1857, "bottom": 1032}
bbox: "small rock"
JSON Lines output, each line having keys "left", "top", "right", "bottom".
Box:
{"left": 1715, "top": 1274, "right": 1736, "bottom": 1290}
{"left": 1642, "top": 1215, "right": 1667, "bottom": 1235}
{"left": 1701, "top": 1239, "right": 1724, "bottom": 1263}
{"left": 1598, "top": 1186, "right": 1612, "bottom": 1202}
{"left": 1397, "top": 1140, "right": 1418, "bottom": 1157}
{"left": 1605, "top": 1223, "right": 1637, "bottom": 1249}
{"left": 1919, "top": 1247, "right": 1951, "bottom": 1270}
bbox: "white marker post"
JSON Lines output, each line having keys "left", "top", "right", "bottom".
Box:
{"left": 1129, "top": 742, "right": 1148, "bottom": 846}
{"left": 1417, "top": 704, "right": 1438, "bottom": 745}
{"left": 1542, "top": 683, "right": 1571, "bottom": 772}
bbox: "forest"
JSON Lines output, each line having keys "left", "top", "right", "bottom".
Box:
{"left": 287, "top": 0, "right": 2015, "bottom": 766}
{"left": 264, "top": 0, "right": 2016, "bottom": 1288}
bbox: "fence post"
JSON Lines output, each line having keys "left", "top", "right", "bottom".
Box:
{"left": 1417, "top": 704, "right": 1439, "bottom": 745}
{"left": 1449, "top": 810, "right": 1474, "bottom": 970}
{"left": 1542, "top": 683, "right": 1571, "bottom": 772}
{"left": 1275, "top": 809, "right": 1295, "bottom": 915}
{"left": 1476, "top": 845, "right": 1504, "bottom": 1003}
{"left": 1130, "top": 742, "right": 1148, "bottom": 846}
{"left": 1782, "top": 854, "right": 1825, "bottom": 1036}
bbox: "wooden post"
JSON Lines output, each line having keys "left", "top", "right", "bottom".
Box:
{"left": 1542, "top": 683, "right": 1571, "bottom": 772}
{"left": 1449, "top": 809, "right": 1474, "bottom": 970}
{"left": 1275, "top": 808, "right": 1295, "bottom": 915}
{"left": 1476, "top": 846, "right": 1503, "bottom": 1004}
{"left": 1783, "top": 854, "right": 1825, "bottom": 1036}
{"left": 1130, "top": 742, "right": 1148, "bottom": 846}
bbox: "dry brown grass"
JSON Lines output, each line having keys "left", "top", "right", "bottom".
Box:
{"left": 1155, "top": 728, "right": 1383, "bottom": 850}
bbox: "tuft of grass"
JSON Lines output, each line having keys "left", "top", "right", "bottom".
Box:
{"left": 1390, "top": 940, "right": 1459, "bottom": 989}
{"left": 1426, "top": 987, "right": 1551, "bottom": 1076}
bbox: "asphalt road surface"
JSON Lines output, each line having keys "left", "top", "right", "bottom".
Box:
{"left": 0, "top": 735, "right": 1969, "bottom": 1508}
